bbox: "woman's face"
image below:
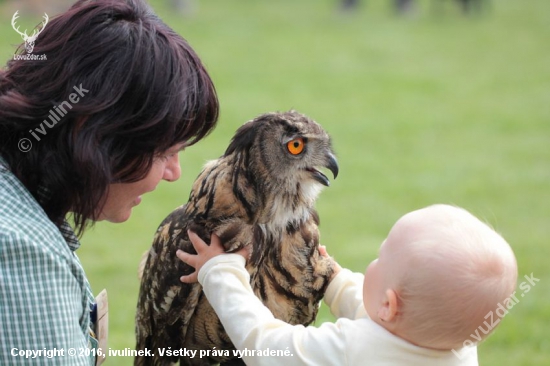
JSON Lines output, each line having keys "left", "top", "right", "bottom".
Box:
{"left": 97, "top": 143, "right": 185, "bottom": 223}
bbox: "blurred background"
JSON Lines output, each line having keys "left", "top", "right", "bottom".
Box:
{"left": 1, "top": 0, "right": 549, "bottom": 365}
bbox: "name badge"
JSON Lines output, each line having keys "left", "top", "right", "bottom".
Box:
{"left": 93, "top": 289, "right": 108, "bottom": 366}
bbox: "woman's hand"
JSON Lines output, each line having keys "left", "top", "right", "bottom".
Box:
{"left": 176, "top": 230, "right": 248, "bottom": 283}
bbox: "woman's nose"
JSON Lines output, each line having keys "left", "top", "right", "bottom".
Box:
{"left": 163, "top": 154, "right": 181, "bottom": 182}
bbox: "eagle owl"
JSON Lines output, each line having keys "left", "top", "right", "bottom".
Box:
{"left": 135, "top": 111, "right": 339, "bottom": 365}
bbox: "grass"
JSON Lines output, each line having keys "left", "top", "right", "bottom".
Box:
{"left": 1, "top": 0, "right": 549, "bottom": 364}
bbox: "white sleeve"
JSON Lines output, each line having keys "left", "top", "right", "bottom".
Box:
{"left": 324, "top": 269, "right": 367, "bottom": 320}
{"left": 198, "top": 255, "right": 347, "bottom": 366}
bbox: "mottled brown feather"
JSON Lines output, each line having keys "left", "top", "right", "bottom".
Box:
{"left": 135, "top": 111, "right": 338, "bottom": 365}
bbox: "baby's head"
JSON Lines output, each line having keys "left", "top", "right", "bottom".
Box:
{"left": 363, "top": 204, "right": 517, "bottom": 350}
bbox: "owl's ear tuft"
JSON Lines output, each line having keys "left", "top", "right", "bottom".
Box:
{"left": 224, "top": 120, "right": 259, "bottom": 156}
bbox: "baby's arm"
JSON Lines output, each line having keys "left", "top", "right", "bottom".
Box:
{"left": 319, "top": 248, "right": 367, "bottom": 320}
{"left": 177, "top": 232, "right": 347, "bottom": 366}
{"left": 325, "top": 269, "right": 367, "bottom": 320}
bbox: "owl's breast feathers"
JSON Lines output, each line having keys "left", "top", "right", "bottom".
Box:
{"left": 136, "top": 111, "right": 337, "bottom": 365}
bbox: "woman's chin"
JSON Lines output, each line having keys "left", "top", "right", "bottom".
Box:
{"left": 97, "top": 208, "right": 133, "bottom": 223}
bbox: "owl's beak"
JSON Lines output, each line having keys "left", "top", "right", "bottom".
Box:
{"left": 310, "top": 152, "right": 339, "bottom": 187}
{"left": 325, "top": 152, "right": 339, "bottom": 182}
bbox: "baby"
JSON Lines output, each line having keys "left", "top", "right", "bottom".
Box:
{"left": 177, "top": 204, "right": 518, "bottom": 365}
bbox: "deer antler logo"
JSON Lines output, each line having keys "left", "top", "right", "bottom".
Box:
{"left": 11, "top": 11, "right": 49, "bottom": 54}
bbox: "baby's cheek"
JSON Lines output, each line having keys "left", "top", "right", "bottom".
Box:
{"left": 363, "top": 262, "right": 379, "bottom": 315}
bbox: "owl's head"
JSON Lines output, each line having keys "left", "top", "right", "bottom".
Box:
{"left": 225, "top": 111, "right": 338, "bottom": 207}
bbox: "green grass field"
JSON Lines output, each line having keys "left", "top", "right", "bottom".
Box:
{"left": 1, "top": 0, "right": 549, "bottom": 364}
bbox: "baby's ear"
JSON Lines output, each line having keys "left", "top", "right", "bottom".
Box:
{"left": 378, "top": 289, "right": 399, "bottom": 322}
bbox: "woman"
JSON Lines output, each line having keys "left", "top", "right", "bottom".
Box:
{"left": 0, "top": 0, "right": 218, "bottom": 364}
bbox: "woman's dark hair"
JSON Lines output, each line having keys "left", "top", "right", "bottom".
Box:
{"left": 0, "top": 0, "right": 219, "bottom": 235}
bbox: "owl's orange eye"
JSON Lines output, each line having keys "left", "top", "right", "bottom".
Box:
{"left": 287, "top": 138, "right": 305, "bottom": 155}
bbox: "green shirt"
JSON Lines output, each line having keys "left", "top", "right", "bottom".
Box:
{"left": 0, "top": 156, "right": 96, "bottom": 365}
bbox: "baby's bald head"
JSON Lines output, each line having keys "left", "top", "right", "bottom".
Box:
{"left": 367, "top": 204, "right": 517, "bottom": 350}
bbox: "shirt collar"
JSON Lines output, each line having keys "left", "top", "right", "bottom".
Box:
{"left": 36, "top": 185, "right": 82, "bottom": 251}
{"left": 59, "top": 220, "right": 82, "bottom": 251}
{"left": 0, "top": 155, "right": 7, "bottom": 171}
{"left": 1, "top": 155, "right": 82, "bottom": 251}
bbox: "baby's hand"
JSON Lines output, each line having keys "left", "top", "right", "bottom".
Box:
{"left": 319, "top": 245, "right": 342, "bottom": 281}
{"left": 176, "top": 230, "right": 248, "bottom": 283}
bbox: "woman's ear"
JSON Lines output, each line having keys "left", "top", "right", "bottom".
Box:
{"left": 377, "top": 289, "right": 398, "bottom": 322}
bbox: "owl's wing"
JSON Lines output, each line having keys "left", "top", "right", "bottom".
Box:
{"left": 135, "top": 204, "right": 201, "bottom": 365}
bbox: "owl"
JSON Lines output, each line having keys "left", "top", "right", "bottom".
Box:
{"left": 135, "top": 111, "right": 339, "bottom": 365}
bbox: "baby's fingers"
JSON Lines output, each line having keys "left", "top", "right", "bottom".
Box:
{"left": 179, "top": 272, "right": 198, "bottom": 283}
{"left": 176, "top": 249, "right": 199, "bottom": 283}
{"left": 188, "top": 230, "right": 208, "bottom": 252}
{"left": 177, "top": 249, "right": 196, "bottom": 268}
